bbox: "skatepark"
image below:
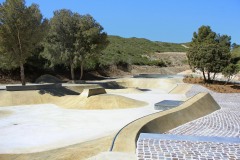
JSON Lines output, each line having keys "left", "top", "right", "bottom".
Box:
{"left": 0, "top": 75, "right": 239, "bottom": 160}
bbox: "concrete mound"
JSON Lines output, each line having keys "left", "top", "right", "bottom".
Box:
{"left": 0, "top": 90, "right": 147, "bottom": 110}
{"left": 77, "top": 94, "right": 148, "bottom": 109}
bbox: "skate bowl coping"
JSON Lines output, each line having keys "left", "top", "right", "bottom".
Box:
{"left": 80, "top": 88, "right": 107, "bottom": 98}
{"left": 110, "top": 93, "right": 220, "bottom": 152}
{"left": 6, "top": 83, "right": 62, "bottom": 91}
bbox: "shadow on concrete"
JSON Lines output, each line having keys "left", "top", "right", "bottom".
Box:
{"left": 136, "top": 88, "right": 151, "bottom": 92}
{"left": 86, "top": 81, "right": 125, "bottom": 89}
{"left": 38, "top": 86, "right": 80, "bottom": 97}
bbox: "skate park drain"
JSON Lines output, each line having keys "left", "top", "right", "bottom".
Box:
{"left": 154, "top": 100, "right": 184, "bottom": 110}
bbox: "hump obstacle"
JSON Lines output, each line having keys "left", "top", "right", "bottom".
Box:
{"left": 80, "top": 88, "right": 107, "bottom": 98}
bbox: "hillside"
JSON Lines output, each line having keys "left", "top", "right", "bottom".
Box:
{"left": 231, "top": 46, "right": 240, "bottom": 64}
{"left": 0, "top": 35, "right": 190, "bottom": 83}
{"left": 98, "top": 36, "right": 187, "bottom": 67}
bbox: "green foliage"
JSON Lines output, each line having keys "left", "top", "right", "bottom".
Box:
{"left": 75, "top": 14, "right": 108, "bottom": 79}
{"left": 222, "top": 63, "right": 239, "bottom": 83}
{"left": 231, "top": 45, "right": 240, "bottom": 64}
{"left": 99, "top": 36, "right": 186, "bottom": 67}
{"left": 187, "top": 25, "right": 231, "bottom": 82}
{"left": 42, "top": 10, "right": 108, "bottom": 80}
{"left": 41, "top": 9, "right": 80, "bottom": 80}
{"left": 0, "top": 0, "right": 48, "bottom": 85}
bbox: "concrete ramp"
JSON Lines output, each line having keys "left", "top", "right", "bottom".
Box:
{"left": 169, "top": 84, "right": 192, "bottom": 94}
{"left": 111, "top": 93, "right": 220, "bottom": 152}
{"left": 80, "top": 88, "right": 107, "bottom": 98}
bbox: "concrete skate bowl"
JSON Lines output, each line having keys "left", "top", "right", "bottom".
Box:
{"left": 66, "top": 78, "right": 181, "bottom": 94}
{"left": 0, "top": 88, "right": 147, "bottom": 110}
{"left": 111, "top": 93, "right": 220, "bottom": 152}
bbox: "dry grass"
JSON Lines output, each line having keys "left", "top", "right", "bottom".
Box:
{"left": 183, "top": 77, "right": 240, "bottom": 93}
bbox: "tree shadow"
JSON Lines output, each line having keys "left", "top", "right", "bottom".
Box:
{"left": 85, "top": 81, "right": 125, "bottom": 89}
{"left": 230, "top": 85, "right": 240, "bottom": 90}
{"left": 38, "top": 86, "right": 80, "bottom": 97}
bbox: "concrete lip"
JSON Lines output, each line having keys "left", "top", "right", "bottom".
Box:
{"left": 6, "top": 83, "right": 62, "bottom": 91}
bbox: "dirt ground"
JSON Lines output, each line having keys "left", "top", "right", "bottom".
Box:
{"left": 183, "top": 77, "right": 240, "bottom": 93}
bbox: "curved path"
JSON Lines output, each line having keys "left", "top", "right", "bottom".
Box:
{"left": 167, "top": 85, "right": 240, "bottom": 138}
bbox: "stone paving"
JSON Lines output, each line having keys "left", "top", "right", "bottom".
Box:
{"left": 137, "top": 138, "right": 240, "bottom": 160}
{"left": 166, "top": 85, "right": 240, "bottom": 138}
{"left": 136, "top": 84, "right": 240, "bottom": 160}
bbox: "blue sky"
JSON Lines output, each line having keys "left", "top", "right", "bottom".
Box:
{"left": 1, "top": 0, "right": 240, "bottom": 44}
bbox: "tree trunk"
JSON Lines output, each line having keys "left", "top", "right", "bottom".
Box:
{"left": 207, "top": 72, "right": 211, "bottom": 83}
{"left": 212, "top": 73, "right": 216, "bottom": 81}
{"left": 224, "top": 76, "right": 230, "bottom": 85}
{"left": 20, "top": 63, "right": 26, "bottom": 86}
{"left": 70, "top": 63, "right": 75, "bottom": 80}
{"left": 202, "top": 69, "right": 207, "bottom": 83}
{"left": 80, "top": 61, "right": 84, "bottom": 80}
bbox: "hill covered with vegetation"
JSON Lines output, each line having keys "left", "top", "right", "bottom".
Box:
{"left": 97, "top": 35, "right": 187, "bottom": 67}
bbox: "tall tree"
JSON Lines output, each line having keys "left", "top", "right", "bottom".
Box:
{"left": 187, "top": 25, "right": 231, "bottom": 83}
{"left": 0, "top": 0, "right": 48, "bottom": 85}
{"left": 42, "top": 12, "right": 108, "bottom": 80}
{"left": 42, "top": 9, "right": 80, "bottom": 80}
{"left": 75, "top": 14, "right": 108, "bottom": 79}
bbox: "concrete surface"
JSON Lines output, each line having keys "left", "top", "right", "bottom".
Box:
{"left": 0, "top": 90, "right": 148, "bottom": 109}
{"left": 0, "top": 90, "right": 185, "bottom": 154}
{"left": 88, "top": 152, "right": 136, "bottom": 160}
{"left": 0, "top": 77, "right": 187, "bottom": 159}
{"left": 0, "top": 134, "right": 115, "bottom": 160}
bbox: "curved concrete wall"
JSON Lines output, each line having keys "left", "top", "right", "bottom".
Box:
{"left": 111, "top": 93, "right": 220, "bottom": 153}
{"left": 116, "top": 78, "right": 182, "bottom": 92}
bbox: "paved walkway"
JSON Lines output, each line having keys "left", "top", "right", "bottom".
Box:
{"left": 167, "top": 85, "right": 240, "bottom": 138}
{"left": 137, "top": 85, "right": 240, "bottom": 160}
{"left": 137, "top": 135, "right": 240, "bottom": 160}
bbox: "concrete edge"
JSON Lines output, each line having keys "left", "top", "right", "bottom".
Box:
{"left": 6, "top": 83, "right": 62, "bottom": 91}
{"left": 111, "top": 93, "right": 220, "bottom": 153}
